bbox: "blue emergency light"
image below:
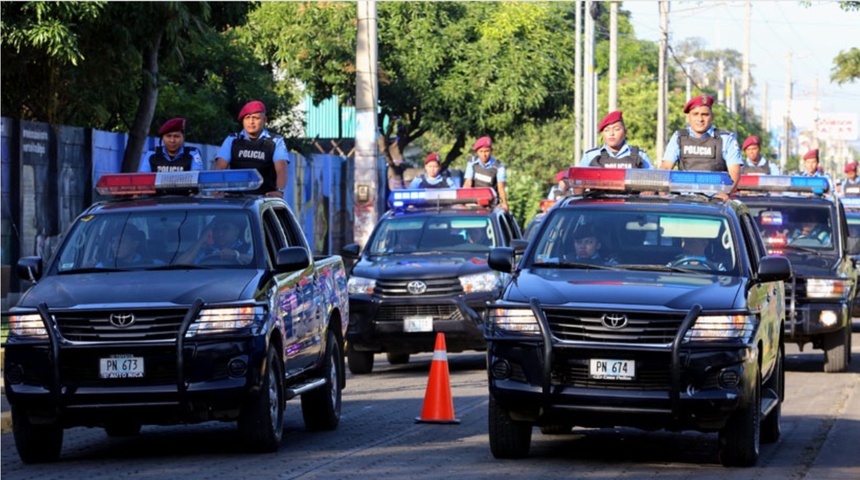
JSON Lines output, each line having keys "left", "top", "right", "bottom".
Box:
{"left": 565, "top": 167, "right": 733, "bottom": 194}
{"left": 95, "top": 169, "right": 264, "bottom": 196}
{"left": 388, "top": 188, "right": 497, "bottom": 209}
{"left": 737, "top": 175, "right": 830, "bottom": 195}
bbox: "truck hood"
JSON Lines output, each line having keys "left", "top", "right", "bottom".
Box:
{"left": 16, "top": 270, "right": 259, "bottom": 308}
{"left": 773, "top": 252, "right": 838, "bottom": 277}
{"left": 505, "top": 268, "right": 744, "bottom": 310}
{"left": 352, "top": 253, "right": 490, "bottom": 279}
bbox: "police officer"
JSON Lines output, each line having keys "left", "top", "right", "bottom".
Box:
{"left": 463, "top": 136, "right": 508, "bottom": 209}
{"left": 138, "top": 117, "right": 203, "bottom": 173}
{"left": 660, "top": 95, "right": 743, "bottom": 183}
{"left": 740, "top": 135, "right": 780, "bottom": 175}
{"left": 215, "top": 100, "right": 289, "bottom": 197}
{"left": 800, "top": 149, "right": 826, "bottom": 177}
{"left": 841, "top": 161, "right": 860, "bottom": 195}
{"left": 580, "top": 110, "right": 653, "bottom": 169}
{"left": 409, "top": 153, "right": 455, "bottom": 189}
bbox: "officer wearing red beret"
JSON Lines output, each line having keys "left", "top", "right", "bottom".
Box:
{"left": 800, "top": 149, "right": 825, "bottom": 177}
{"left": 138, "top": 117, "right": 203, "bottom": 173}
{"left": 660, "top": 95, "right": 744, "bottom": 183}
{"left": 840, "top": 161, "right": 860, "bottom": 196}
{"left": 740, "top": 135, "right": 780, "bottom": 175}
{"left": 215, "top": 100, "right": 289, "bottom": 197}
{"left": 408, "top": 153, "right": 455, "bottom": 189}
{"left": 463, "top": 136, "right": 508, "bottom": 209}
{"left": 580, "top": 110, "right": 653, "bottom": 169}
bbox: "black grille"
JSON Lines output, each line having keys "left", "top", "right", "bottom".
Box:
{"left": 376, "top": 304, "right": 464, "bottom": 322}
{"left": 785, "top": 278, "right": 806, "bottom": 297}
{"left": 542, "top": 308, "right": 687, "bottom": 344}
{"left": 375, "top": 278, "right": 463, "bottom": 296}
{"left": 54, "top": 308, "right": 188, "bottom": 342}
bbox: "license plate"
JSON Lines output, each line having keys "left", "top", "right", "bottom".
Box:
{"left": 100, "top": 355, "right": 145, "bottom": 379}
{"left": 404, "top": 316, "right": 433, "bottom": 332}
{"left": 589, "top": 359, "right": 635, "bottom": 380}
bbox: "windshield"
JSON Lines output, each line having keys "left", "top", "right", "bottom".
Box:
{"left": 366, "top": 215, "right": 496, "bottom": 255}
{"left": 527, "top": 208, "right": 739, "bottom": 275}
{"left": 55, "top": 210, "right": 256, "bottom": 272}
{"left": 747, "top": 204, "right": 835, "bottom": 253}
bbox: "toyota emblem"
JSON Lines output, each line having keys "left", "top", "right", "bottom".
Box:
{"left": 601, "top": 313, "right": 628, "bottom": 329}
{"left": 407, "top": 280, "right": 427, "bottom": 294}
{"left": 109, "top": 313, "right": 135, "bottom": 328}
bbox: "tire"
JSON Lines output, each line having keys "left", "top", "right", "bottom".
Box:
{"left": 386, "top": 352, "right": 410, "bottom": 365}
{"left": 347, "top": 341, "right": 374, "bottom": 374}
{"left": 238, "top": 345, "right": 284, "bottom": 452}
{"left": 488, "top": 395, "right": 532, "bottom": 459}
{"left": 823, "top": 327, "right": 849, "bottom": 373}
{"left": 761, "top": 343, "right": 783, "bottom": 444}
{"left": 11, "top": 407, "right": 63, "bottom": 464}
{"left": 301, "top": 330, "right": 343, "bottom": 431}
{"left": 104, "top": 422, "right": 142, "bottom": 437}
{"left": 719, "top": 365, "right": 761, "bottom": 467}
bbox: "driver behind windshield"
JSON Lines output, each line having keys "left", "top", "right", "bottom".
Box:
{"left": 177, "top": 216, "right": 252, "bottom": 265}
{"left": 565, "top": 224, "right": 617, "bottom": 266}
{"left": 669, "top": 237, "right": 726, "bottom": 271}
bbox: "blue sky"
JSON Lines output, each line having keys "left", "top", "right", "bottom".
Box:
{"left": 622, "top": 0, "right": 860, "bottom": 140}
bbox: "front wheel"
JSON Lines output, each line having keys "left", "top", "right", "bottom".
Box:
{"left": 347, "top": 342, "right": 374, "bottom": 374}
{"left": 238, "top": 345, "right": 284, "bottom": 452}
{"left": 12, "top": 407, "right": 63, "bottom": 464}
{"left": 719, "top": 365, "right": 761, "bottom": 467}
{"left": 301, "top": 330, "right": 343, "bottom": 431}
{"left": 823, "top": 327, "right": 849, "bottom": 373}
{"left": 488, "top": 396, "right": 532, "bottom": 459}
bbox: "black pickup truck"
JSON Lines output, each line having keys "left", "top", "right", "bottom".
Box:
{"left": 2, "top": 170, "right": 350, "bottom": 463}
{"left": 342, "top": 188, "right": 522, "bottom": 373}
{"left": 735, "top": 175, "right": 857, "bottom": 373}
{"left": 485, "top": 168, "right": 791, "bottom": 467}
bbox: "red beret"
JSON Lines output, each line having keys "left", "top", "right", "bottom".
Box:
{"left": 238, "top": 100, "right": 266, "bottom": 121}
{"left": 158, "top": 117, "right": 186, "bottom": 136}
{"left": 473, "top": 136, "right": 493, "bottom": 151}
{"left": 683, "top": 94, "right": 715, "bottom": 114}
{"left": 845, "top": 161, "right": 858, "bottom": 174}
{"left": 554, "top": 170, "right": 567, "bottom": 183}
{"left": 802, "top": 149, "right": 819, "bottom": 161}
{"left": 741, "top": 135, "right": 760, "bottom": 151}
{"left": 424, "top": 153, "right": 441, "bottom": 165}
{"left": 598, "top": 110, "right": 623, "bottom": 132}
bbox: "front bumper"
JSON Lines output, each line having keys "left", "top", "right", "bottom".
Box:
{"left": 346, "top": 291, "right": 494, "bottom": 354}
{"left": 785, "top": 300, "right": 850, "bottom": 342}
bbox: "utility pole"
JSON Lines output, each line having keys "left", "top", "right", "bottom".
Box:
{"left": 656, "top": 1, "right": 669, "bottom": 160}
{"left": 741, "top": 0, "right": 751, "bottom": 121}
{"left": 717, "top": 59, "right": 725, "bottom": 106}
{"left": 354, "top": 0, "right": 380, "bottom": 247}
{"left": 574, "top": 0, "right": 583, "bottom": 164}
{"left": 584, "top": 0, "right": 595, "bottom": 147}
{"left": 608, "top": 1, "right": 618, "bottom": 112}
{"left": 763, "top": 81, "right": 769, "bottom": 131}
{"left": 782, "top": 51, "right": 792, "bottom": 172}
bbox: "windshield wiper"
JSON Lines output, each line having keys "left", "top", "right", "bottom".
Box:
{"left": 58, "top": 267, "right": 123, "bottom": 274}
{"left": 143, "top": 264, "right": 211, "bottom": 271}
{"left": 778, "top": 244, "right": 825, "bottom": 257}
{"left": 614, "top": 264, "right": 698, "bottom": 273}
{"left": 536, "top": 261, "right": 618, "bottom": 270}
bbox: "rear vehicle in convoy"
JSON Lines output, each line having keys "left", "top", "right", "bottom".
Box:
{"left": 2, "top": 170, "right": 349, "bottom": 463}
{"left": 342, "top": 188, "right": 522, "bottom": 373}
{"left": 484, "top": 168, "right": 791, "bottom": 467}
{"left": 735, "top": 175, "right": 857, "bottom": 372}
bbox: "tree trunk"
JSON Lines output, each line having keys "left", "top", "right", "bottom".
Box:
{"left": 122, "top": 30, "right": 163, "bottom": 173}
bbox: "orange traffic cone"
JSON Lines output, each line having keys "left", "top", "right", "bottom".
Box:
{"left": 415, "top": 332, "right": 460, "bottom": 424}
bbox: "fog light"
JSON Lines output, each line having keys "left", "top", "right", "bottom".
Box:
{"left": 719, "top": 369, "right": 740, "bottom": 388}
{"left": 227, "top": 358, "right": 248, "bottom": 378}
{"left": 819, "top": 310, "right": 838, "bottom": 327}
{"left": 491, "top": 359, "right": 511, "bottom": 380}
{"left": 6, "top": 363, "right": 24, "bottom": 384}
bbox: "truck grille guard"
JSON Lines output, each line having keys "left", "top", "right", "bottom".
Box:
{"left": 528, "top": 298, "right": 702, "bottom": 418}
{"left": 35, "top": 299, "right": 205, "bottom": 414}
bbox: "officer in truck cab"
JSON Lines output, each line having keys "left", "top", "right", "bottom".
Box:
{"left": 581, "top": 110, "right": 653, "bottom": 169}
{"left": 659, "top": 95, "right": 744, "bottom": 183}
{"left": 138, "top": 117, "right": 203, "bottom": 173}
{"left": 463, "top": 136, "right": 508, "bottom": 210}
{"left": 740, "top": 135, "right": 780, "bottom": 175}
{"left": 409, "top": 153, "right": 455, "bottom": 189}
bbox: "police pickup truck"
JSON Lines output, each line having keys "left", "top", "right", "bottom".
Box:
{"left": 735, "top": 175, "right": 857, "bottom": 373}
{"left": 342, "top": 188, "right": 522, "bottom": 374}
{"left": 484, "top": 168, "right": 791, "bottom": 467}
{"left": 2, "top": 170, "right": 349, "bottom": 463}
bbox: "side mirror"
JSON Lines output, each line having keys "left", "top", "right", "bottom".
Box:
{"left": 342, "top": 243, "right": 361, "bottom": 258}
{"left": 758, "top": 256, "right": 792, "bottom": 283}
{"left": 17, "top": 256, "right": 43, "bottom": 283}
{"left": 488, "top": 247, "right": 515, "bottom": 274}
{"left": 275, "top": 246, "right": 311, "bottom": 273}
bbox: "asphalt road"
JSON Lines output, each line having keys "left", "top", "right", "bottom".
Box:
{"left": 2, "top": 324, "right": 858, "bottom": 479}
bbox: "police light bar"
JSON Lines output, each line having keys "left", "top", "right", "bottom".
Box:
{"left": 389, "top": 188, "right": 497, "bottom": 209}
{"left": 737, "top": 175, "right": 830, "bottom": 194}
{"left": 840, "top": 197, "right": 860, "bottom": 210}
{"left": 565, "top": 167, "right": 733, "bottom": 194}
{"left": 539, "top": 199, "right": 557, "bottom": 211}
{"left": 95, "top": 169, "right": 264, "bottom": 196}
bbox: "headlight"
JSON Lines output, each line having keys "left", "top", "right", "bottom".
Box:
{"left": 806, "top": 279, "right": 852, "bottom": 299}
{"left": 348, "top": 276, "right": 376, "bottom": 295}
{"left": 186, "top": 306, "right": 262, "bottom": 337}
{"left": 685, "top": 314, "right": 755, "bottom": 341}
{"left": 460, "top": 272, "right": 501, "bottom": 293}
{"left": 487, "top": 308, "right": 541, "bottom": 336}
{"left": 5, "top": 312, "right": 48, "bottom": 340}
